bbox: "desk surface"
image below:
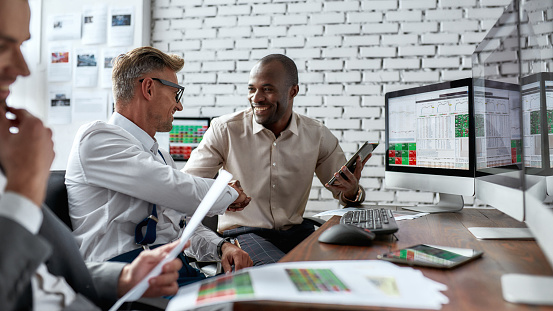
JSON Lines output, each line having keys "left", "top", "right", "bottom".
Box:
{"left": 234, "top": 208, "right": 553, "bottom": 311}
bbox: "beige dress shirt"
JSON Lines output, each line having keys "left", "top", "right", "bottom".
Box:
{"left": 183, "top": 108, "right": 364, "bottom": 232}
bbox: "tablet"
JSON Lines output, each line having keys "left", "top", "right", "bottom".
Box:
{"left": 328, "top": 142, "right": 378, "bottom": 185}
{"left": 377, "top": 244, "right": 483, "bottom": 269}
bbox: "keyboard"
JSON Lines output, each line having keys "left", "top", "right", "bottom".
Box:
{"left": 340, "top": 208, "right": 399, "bottom": 235}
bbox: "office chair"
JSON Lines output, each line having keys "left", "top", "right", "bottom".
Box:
{"left": 45, "top": 170, "right": 73, "bottom": 229}
{"left": 45, "top": 170, "right": 166, "bottom": 310}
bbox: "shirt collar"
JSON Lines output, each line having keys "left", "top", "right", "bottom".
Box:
{"left": 251, "top": 109, "right": 299, "bottom": 136}
{"left": 109, "top": 112, "right": 158, "bottom": 154}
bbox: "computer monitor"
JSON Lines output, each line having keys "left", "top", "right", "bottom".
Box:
{"left": 168, "top": 117, "right": 210, "bottom": 161}
{"left": 522, "top": 72, "right": 553, "bottom": 197}
{"left": 505, "top": 74, "right": 553, "bottom": 305}
{"left": 384, "top": 78, "right": 475, "bottom": 213}
{"left": 471, "top": 79, "right": 530, "bottom": 230}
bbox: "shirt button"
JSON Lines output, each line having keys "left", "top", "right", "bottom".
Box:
{"left": 272, "top": 162, "right": 276, "bottom": 166}
{"left": 273, "top": 142, "right": 277, "bottom": 146}
{"left": 273, "top": 185, "right": 276, "bottom": 188}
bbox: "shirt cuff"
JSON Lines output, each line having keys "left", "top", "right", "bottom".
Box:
{"left": 0, "top": 191, "right": 43, "bottom": 234}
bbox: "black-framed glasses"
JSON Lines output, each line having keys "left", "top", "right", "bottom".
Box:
{"left": 139, "top": 78, "right": 185, "bottom": 103}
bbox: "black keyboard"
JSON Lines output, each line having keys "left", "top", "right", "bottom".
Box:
{"left": 340, "top": 208, "right": 399, "bottom": 235}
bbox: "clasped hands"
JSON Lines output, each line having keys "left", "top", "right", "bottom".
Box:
{"left": 227, "top": 180, "right": 251, "bottom": 211}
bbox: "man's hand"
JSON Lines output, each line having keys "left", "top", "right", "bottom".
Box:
{"left": 228, "top": 180, "right": 251, "bottom": 211}
{"left": 0, "top": 107, "right": 55, "bottom": 206}
{"left": 117, "top": 241, "right": 186, "bottom": 298}
{"left": 220, "top": 241, "right": 253, "bottom": 273}
{"left": 325, "top": 154, "right": 371, "bottom": 200}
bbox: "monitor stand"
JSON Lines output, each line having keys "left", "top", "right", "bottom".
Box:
{"left": 401, "top": 193, "right": 464, "bottom": 213}
{"left": 467, "top": 227, "right": 534, "bottom": 240}
{"left": 502, "top": 274, "right": 553, "bottom": 305}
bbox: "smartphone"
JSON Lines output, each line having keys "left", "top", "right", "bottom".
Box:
{"left": 377, "top": 244, "right": 484, "bottom": 269}
{"left": 327, "top": 142, "right": 378, "bottom": 185}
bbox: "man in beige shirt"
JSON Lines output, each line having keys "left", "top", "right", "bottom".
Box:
{"left": 183, "top": 54, "right": 368, "bottom": 265}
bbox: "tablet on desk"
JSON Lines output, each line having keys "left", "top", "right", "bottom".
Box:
{"left": 377, "top": 244, "right": 483, "bottom": 269}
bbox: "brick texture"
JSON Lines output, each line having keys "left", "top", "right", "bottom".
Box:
{"left": 151, "top": 0, "right": 508, "bottom": 214}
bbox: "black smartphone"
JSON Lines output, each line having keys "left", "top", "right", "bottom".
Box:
{"left": 377, "top": 244, "right": 484, "bottom": 269}
{"left": 327, "top": 142, "right": 378, "bottom": 185}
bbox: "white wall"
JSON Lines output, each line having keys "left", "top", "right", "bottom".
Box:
{"left": 8, "top": 0, "right": 150, "bottom": 170}
{"left": 10, "top": 0, "right": 512, "bottom": 214}
{"left": 149, "top": 0, "right": 511, "bottom": 215}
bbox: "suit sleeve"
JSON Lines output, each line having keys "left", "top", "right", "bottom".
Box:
{"left": 0, "top": 216, "right": 52, "bottom": 311}
{"left": 86, "top": 261, "right": 126, "bottom": 303}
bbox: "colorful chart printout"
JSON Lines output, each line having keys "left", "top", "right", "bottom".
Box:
{"left": 196, "top": 272, "right": 254, "bottom": 304}
{"left": 286, "top": 268, "right": 351, "bottom": 293}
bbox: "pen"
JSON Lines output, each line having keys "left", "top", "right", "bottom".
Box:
{"left": 233, "top": 238, "right": 241, "bottom": 249}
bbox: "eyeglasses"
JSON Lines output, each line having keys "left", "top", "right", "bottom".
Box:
{"left": 139, "top": 77, "right": 185, "bottom": 103}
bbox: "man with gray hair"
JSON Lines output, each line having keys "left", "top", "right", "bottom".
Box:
{"left": 66, "top": 46, "right": 253, "bottom": 285}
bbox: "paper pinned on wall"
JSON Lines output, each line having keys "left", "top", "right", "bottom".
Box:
{"left": 74, "top": 47, "right": 99, "bottom": 88}
{"left": 82, "top": 4, "right": 108, "bottom": 45}
{"left": 72, "top": 90, "right": 108, "bottom": 122}
{"left": 48, "top": 42, "right": 72, "bottom": 82}
{"left": 107, "top": 6, "right": 135, "bottom": 47}
{"left": 47, "top": 13, "right": 82, "bottom": 41}
{"left": 47, "top": 85, "right": 72, "bottom": 125}
{"left": 100, "top": 47, "right": 128, "bottom": 88}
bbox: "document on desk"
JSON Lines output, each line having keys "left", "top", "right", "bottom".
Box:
{"left": 166, "top": 260, "right": 449, "bottom": 310}
{"left": 108, "top": 170, "right": 234, "bottom": 311}
{"left": 313, "top": 207, "right": 429, "bottom": 221}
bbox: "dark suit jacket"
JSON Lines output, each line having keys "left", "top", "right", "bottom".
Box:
{"left": 0, "top": 205, "right": 125, "bottom": 311}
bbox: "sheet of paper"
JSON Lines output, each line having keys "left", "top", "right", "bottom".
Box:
{"left": 72, "top": 90, "right": 107, "bottom": 122}
{"left": 166, "top": 260, "right": 449, "bottom": 311}
{"left": 313, "top": 208, "right": 429, "bottom": 221}
{"left": 82, "top": 4, "right": 107, "bottom": 45}
{"left": 312, "top": 207, "right": 359, "bottom": 217}
{"left": 100, "top": 48, "right": 127, "bottom": 88}
{"left": 74, "top": 47, "right": 99, "bottom": 88}
{"left": 47, "top": 13, "right": 81, "bottom": 41}
{"left": 47, "top": 85, "right": 72, "bottom": 125}
{"left": 48, "top": 42, "right": 72, "bottom": 82}
{"left": 109, "top": 170, "right": 234, "bottom": 311}
{"left": 107, "top": 6, "right": 135, "bottom": 47}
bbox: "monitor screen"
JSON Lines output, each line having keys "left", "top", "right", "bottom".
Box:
{"left": 386, "top": 78, "right": 474, "bottom": 178}
{"left": 473, "top": 79, "right": 522, "bottom": 173}
{"left": 384, "top": 78, "right": 475, "bottom": 213}
{"left": 168, "top": 117, "right": 210, "bottom": 161}
{"left": 521, "top": 72, "right": 553, "bottom": 172}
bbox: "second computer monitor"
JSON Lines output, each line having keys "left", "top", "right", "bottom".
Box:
{"left": 384, "top": 78, "right": 475, "bottom": 213}
{"left": 169, "top": 117, "right": 210, "bottom": 161}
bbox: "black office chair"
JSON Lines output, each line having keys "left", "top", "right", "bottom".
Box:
{"left": 45, "top": 170, "right": 166, "bottom": 311}
{"left": 45, "top": 170, "right": 73, "bottom": 230}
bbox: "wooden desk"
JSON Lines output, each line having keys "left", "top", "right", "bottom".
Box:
{"left": 234, "top": 208, "right": 553, "bottom": 311}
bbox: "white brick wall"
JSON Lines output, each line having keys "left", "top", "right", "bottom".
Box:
{"left": 151, "top": 0, "right": 508, "bottom": 214}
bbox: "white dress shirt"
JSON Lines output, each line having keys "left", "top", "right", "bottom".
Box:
{"left": 0, "top": 174, "right": 77, "bottom": 310}
{"left": 66, "top": 112, "right": 238, "bottom": 262}
{"left": 183, "top": 109, "right": 364, "bottom": 232}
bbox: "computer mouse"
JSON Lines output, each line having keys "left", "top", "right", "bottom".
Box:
{"left": 318, "top": 224, "right": 376, "bottom": 246}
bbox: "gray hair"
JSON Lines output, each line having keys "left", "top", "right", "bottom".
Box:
{"left": 112, "top": 46, "right": 184, "bottom": 104}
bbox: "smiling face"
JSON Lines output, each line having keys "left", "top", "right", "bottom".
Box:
{"left": 248, "top": 60, "right": 298, "bottom": 136}
{"left": 0, "top": 0, "right": 31, "bottom": 109}
{"left": 148, "top": 67, "right": 183, "bottom": 133}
